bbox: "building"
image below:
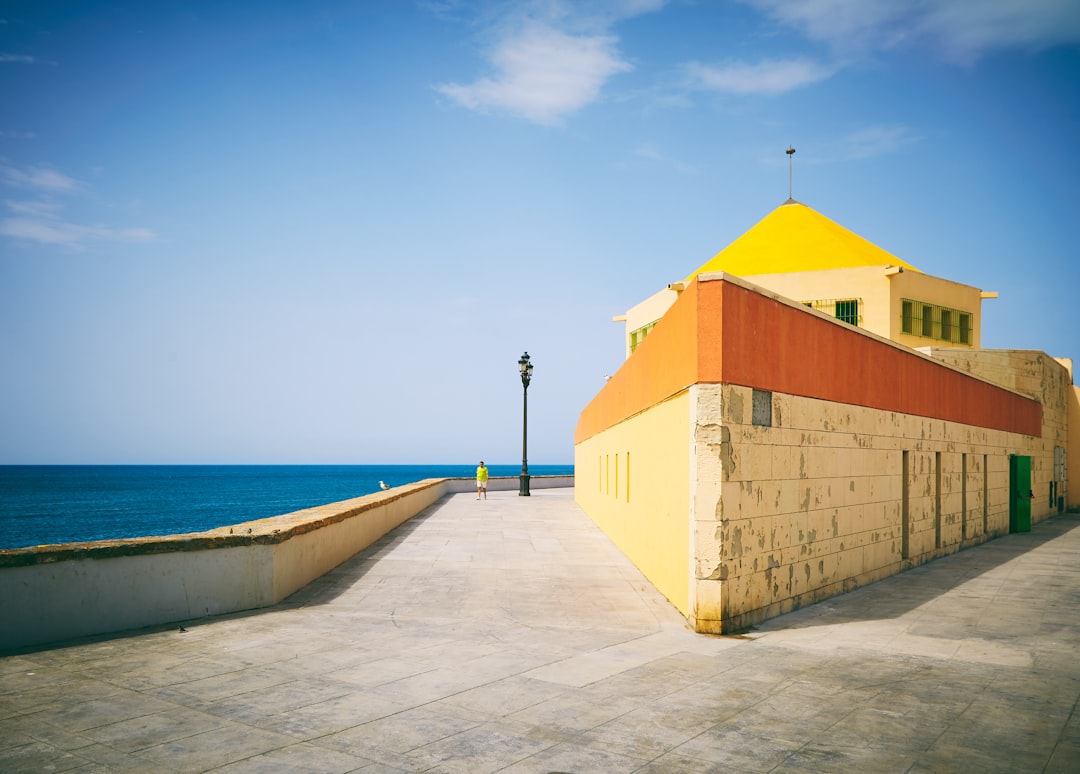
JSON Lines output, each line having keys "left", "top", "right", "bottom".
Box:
{"left": 574, "top": 199, "right": 1077, "bottom": 634}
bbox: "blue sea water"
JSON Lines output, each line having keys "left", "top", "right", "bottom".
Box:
{"left": 0, "top": 464, "right": 573, "bottom": 550}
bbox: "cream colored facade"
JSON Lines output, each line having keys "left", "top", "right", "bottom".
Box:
{"left": 623, "top": 265, "right": 987, "bottom": 358}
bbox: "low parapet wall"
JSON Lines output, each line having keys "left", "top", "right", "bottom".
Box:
{"left": 0, "top": 475, "right": 572, "bottom": 652}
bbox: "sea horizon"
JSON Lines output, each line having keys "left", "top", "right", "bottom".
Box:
{"left": 0, "top": 463, "right": 574, "bottom": 550}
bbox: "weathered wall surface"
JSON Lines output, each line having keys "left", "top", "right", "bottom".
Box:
{"left": 0, "top": 476, "right": 573, "bottom": 652}
{"left": 1071, "top": 384, "right": 1080, "bottom": 510}
{"left": 921, "top": 349, "right": 1070, "bottom": 515}
{"left": 689, "top": 384, "right": 1045, "bottom": 634}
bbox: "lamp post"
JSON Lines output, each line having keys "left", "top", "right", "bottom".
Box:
{"left": 518, "top": 351, "right": 533, "bottom": 496}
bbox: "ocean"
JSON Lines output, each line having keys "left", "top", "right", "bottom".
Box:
{"left": 0, "top": 464, "right": 574, "bottom": 550}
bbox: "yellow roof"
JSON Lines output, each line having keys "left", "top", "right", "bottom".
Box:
{"left": 686, "top": 200, "right": 921, "bottom": 282}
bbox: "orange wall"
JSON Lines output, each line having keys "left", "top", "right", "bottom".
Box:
{"left": 575, "top": 280, "right": 701, "bottom": 444}
{"left": 576, "top": 277, "right": 1041, "bottom": 444}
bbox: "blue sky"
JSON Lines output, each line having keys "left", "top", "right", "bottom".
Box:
{"left": 1, "top": 0, "right": 1078, "bottom": 465}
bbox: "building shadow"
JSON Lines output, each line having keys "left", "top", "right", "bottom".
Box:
{"left": 754, "top": 512, "right": 1080, "bottom": 632}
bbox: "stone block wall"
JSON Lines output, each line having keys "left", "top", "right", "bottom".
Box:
{"left": 923, "top": 349, "right": 1071, "bottom": 515}
{"left": 690, "top": 382, "right": 1048, "bottom": 634}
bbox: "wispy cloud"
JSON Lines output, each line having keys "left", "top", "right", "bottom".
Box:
{"left": 0, "top": 53, "right": 35, "bottom": 63}
{"left": 740, "top": 0, "right": 1080, "bottom": 64}
{"left": 0, "top": 164, "right": 156, "bottom": 249}
{"left": 2, "top": 163, "right": 80, "bottom": 193}
{"left": 435, "top": 2, "right": 665, "bottom": 125}
{"left": 837, "top": 125, "right": 923, "bottom": 160}
{"left": 0, "top": 213, "right": 155, "bottom": 247}
{"left": 791, "top": 125, "right": 924, "bottom": 165}
{"left": 630, "top": 142, "right": 700, "bottom": 174}
{"left": 683, "top": 57, "right": 837, "bottom": 95}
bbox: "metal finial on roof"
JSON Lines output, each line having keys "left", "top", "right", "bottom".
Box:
{"left": 786, "top": 146, "right": 796, "bottom": 202}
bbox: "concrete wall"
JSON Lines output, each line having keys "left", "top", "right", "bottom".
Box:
{"left": 0, "top": 475, "right": 572, "bottom": 652}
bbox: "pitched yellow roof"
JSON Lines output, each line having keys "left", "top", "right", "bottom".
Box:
{"left": 686, "top": 199, "right": 921, "bottom": 282}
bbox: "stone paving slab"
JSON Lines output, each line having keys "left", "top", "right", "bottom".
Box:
{"left": 2, "top": 489, "right": 1079, "bottom": 772}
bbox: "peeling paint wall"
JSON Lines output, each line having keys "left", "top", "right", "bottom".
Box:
{"left": 691, "top": 382, "right": 1058, "bottom": 634}
{"left": 922, "top": 349, "right": 1070, "bottom": 515}
{"left": 1071, "top": 382, "right": 1080, "bottom": 511}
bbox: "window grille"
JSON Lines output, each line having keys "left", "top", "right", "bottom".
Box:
{"left": 803, "top": 298, "right": 862, "bottom": 326}
{"left": 901, "top": 298, "right": 973, "bottom": 345}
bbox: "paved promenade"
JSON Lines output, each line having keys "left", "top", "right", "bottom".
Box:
{"left": 2, "top": 488, "right": 1079, "bottom": 773}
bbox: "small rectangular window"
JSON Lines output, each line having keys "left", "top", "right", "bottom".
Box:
{"left": 901, "top": 300, "right": 913, "bottom": 334}
{"left": 834, "top": 300, "right": 859, "bottom": 325}
{"left": 629, "top": 321, "right": 658, "bottom": 353}
{"left": 940, "top": 309, "right": 953, "bottom": 342}
{"left": 959, "top": 313, "right": 971, "bottom": 345}
{"left": 921, "top": 305, "right": 934, "bottom": 338}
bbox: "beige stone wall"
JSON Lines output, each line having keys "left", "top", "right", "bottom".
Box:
{"left": 922, "top": 349, "right": 1070, "bottom": 515}
{"left": 1070, "top": 384, "right": 1080, "bottom": 510}
{"left": 691, "top": 382, "right": 1048, "bottom": 634}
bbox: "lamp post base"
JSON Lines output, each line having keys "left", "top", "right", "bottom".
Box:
{"left": 518, "top": 474, "right": 531, "bottom": 496}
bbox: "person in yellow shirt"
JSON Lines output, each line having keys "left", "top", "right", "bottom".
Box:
{"left": 476, "top": 461, "right": 489, "bottom": 500}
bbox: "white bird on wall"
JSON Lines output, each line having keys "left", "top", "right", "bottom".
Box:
{"left": 379, "top": 481, "right": 390, "bottom": 491}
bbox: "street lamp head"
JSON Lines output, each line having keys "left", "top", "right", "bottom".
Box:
{"left": 518, "top": 351, "right": 533, "bottom": 389}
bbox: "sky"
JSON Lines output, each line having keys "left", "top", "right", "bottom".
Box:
{"left": 1, "top": 0, "right": 1078, "bottom": 465}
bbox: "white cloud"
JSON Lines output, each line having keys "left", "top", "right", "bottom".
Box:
{"left": 0, "top": 53, "right": 35, "bottom": 63}
{"left": 1, "top": 164, "right": 156, "bottom": 249}
{"left": 740, "top": 0, "right": 1080, "bottom": 64}
{"left": 4, "top": 199, "right": 63, "bottom": 218}
{"left": 683, "top": 57, "right": 837, "bottom": 95}
{"left": 438, "top": 23, "right": 632, "bottom": 124}
{"left": 0, "top": 215, "right": 155, "bottom": 247}
{"left": 1, "top": 163, "right": 80, "bottom": 193}
{"left": 920, "top": 0, "right": 1080, "bottom": 62}
{"left": 433, "top": 0, "right": 669, "bottom": 125}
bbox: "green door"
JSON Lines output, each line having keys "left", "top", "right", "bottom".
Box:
{"left": 1009, "top": 455, "right": 1032, "bottom": 533}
